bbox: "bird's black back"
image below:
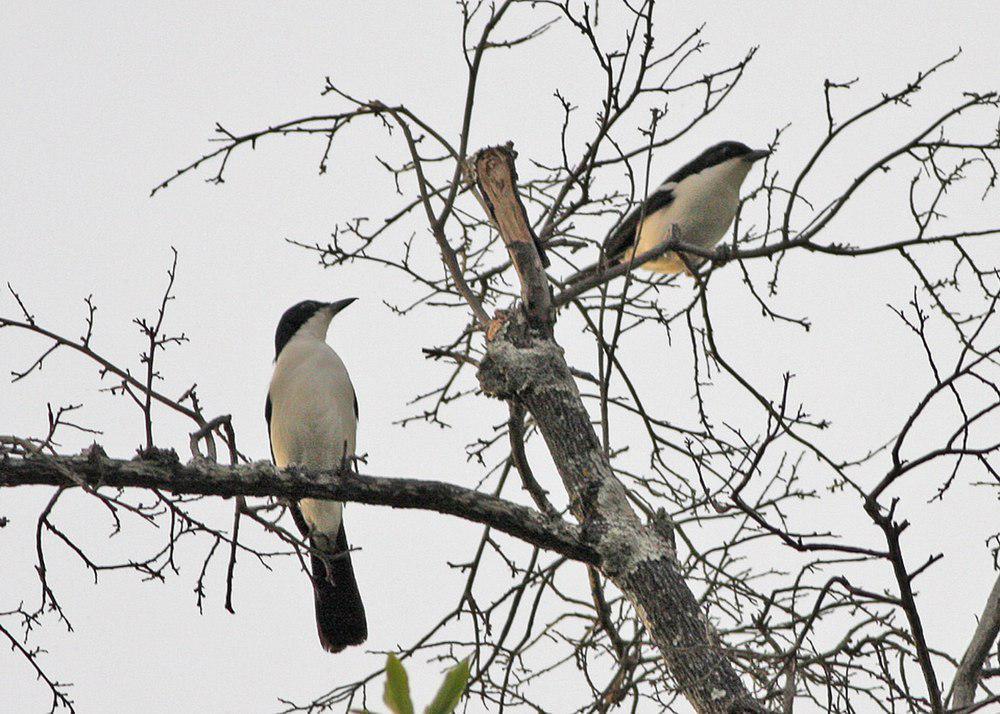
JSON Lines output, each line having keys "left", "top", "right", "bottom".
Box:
{"left": 602, "top": 187, "right": 676, "bottom": 261}
{"left": 662, "top": 141, "right": 752, "bottom": 185}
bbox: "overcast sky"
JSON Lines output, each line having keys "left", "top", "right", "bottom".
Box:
{"left": 2, "top": 2, "right": 999, "bottom": 713}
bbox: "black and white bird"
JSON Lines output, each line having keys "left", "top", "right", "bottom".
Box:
{"left": 265, "top": 298, "right": 367, "bottom": 653}
{"left": 602, "top": 141, "right": 769, "bottom": 275}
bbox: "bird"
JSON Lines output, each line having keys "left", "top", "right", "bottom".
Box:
{"left": 602, "top": 141, "right": 769, "bottom": 275}
{"left": 265, "top": 298, "right": 367, "bottom": 652}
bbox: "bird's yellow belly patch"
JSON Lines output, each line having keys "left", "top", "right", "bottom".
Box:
{"left": 632, "top": 206, "right": 692, "bottom": 274}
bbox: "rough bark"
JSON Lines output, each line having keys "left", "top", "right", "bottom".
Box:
{"left": 474, "top": 145, "right": 764, "bottom": 714}
{"left": 474, "top": 142, "right": 553, "bottom": 332}
{"left": 949, "top": 573, "right": 1000, "bottom": 709}
{"left": 0, "top": 448, "right": 596, "bottom": 564}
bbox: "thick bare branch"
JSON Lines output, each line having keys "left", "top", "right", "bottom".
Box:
{"left": 949, "top": 573, "right": 1000, "bottom": 709}
{"left": 473, "top": 143, "right": 765, "bottom": 714}
{"left": 475, "top": 144, "right": 552, "bottom": 329}
{"left": 0, "top": 449, "right": 597, "bottom": 564}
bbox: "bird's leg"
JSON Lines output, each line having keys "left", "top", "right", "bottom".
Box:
{"left": 338, "top": 445, "right": 365, "bottom": 477}
{"left": 335, "top": 441, "right": 364, "bottom": 479}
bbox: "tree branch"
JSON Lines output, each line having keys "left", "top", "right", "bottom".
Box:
{"left": 949, "top": 573, "right": 1000, "bottom": 709}
{"left": 0, "top": 448, "right": 597, "bottom": 565}
{"left": 474, "top": 144, "right": 552, "bottom": 330}
{"left": 473, "top": 143, "right": 766, "bottom": 714}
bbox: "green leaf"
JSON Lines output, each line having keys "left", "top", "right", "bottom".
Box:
{"left": 383, "top": 654, "right": 414, "bottom": 714}
{"left": 424, "top": 658, "right": 470, "bottom": 714}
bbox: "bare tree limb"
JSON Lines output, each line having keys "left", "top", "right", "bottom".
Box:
{"left": 949, "top": 573, "right": 1000, "bottom": 709}
{"left": 473, "top": 143, "right": 766, "bottom": 714}
{"left": 0, "top": 449, "right": 597, "bottom": 565}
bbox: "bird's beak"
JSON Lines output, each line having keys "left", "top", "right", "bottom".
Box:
{"left": 746, "top": 149, "right": 770, "bottom": 163}
{"left": 326, "top": 297, "right": 358, "bottom": 316}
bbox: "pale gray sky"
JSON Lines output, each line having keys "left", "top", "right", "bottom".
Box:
{"left": 2, "top": 2, "right": 998, "bottom": 712}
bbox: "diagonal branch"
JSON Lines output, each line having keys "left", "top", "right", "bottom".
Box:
{"left": 949, "top": 573, "right": 1000, "bottom": 709}
{"left": 475, "top": 144, "right": 552, "bottom": 330}
{"left": 473, "top": 142, "right": 766, "bottom": 714}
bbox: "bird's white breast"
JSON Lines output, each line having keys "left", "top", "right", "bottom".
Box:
{"left": 636, "top": 157, "right": 750, "bottom": 273}
{"left": 268, "top": 338, "right": 356, "bottom": 535}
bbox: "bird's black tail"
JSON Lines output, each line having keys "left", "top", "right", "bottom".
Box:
{"left": 310, "top": 523, "right": 367, "bottom": 653}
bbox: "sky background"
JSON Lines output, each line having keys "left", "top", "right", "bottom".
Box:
{"left": 2, "top": 2, "right": 999, "bottom": 712}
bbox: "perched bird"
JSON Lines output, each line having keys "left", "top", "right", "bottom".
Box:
{"left": 265, "top": 298, "right": 367, "bottom": 652}
{"left": 602, "top": 141, "right": 769, "bottom": 275}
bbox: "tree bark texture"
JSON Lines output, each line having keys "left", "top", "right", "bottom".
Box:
{"left": 0, "top": 447, "right": 596, "bottom": 564}
{"left": 474, "top": 145, "right": 763, "bottom": 714}
{"left": 950, "top": 573, "right": 1000, "bottom": 709}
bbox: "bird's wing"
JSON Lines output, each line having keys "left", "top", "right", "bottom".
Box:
{"left": 265, "top": 393, "right": 275, "bottom": 462}
{"left": 290, "top": 501, "right": 311, "bottom": 539}
{"left": 602, "top": 185, "right": 676, "bottom": 260}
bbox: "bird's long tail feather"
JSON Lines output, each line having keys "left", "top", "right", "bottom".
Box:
{"left": 310, "top": 523, "right": 367, "bottom": 653}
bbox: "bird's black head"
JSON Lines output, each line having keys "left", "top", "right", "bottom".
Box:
{"left": 701, "top": 141, "right": 754, "bottom": 164}
{"left": 274, "top": 298, "right": 356, "bottom": 360}
{"left": 668, "top": 141, "right": 769, "bottom": 183}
